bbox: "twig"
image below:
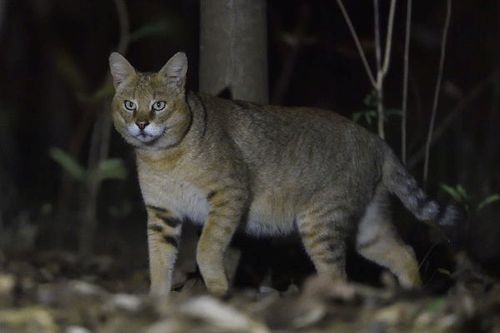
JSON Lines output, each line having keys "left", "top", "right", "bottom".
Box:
{"left": 79, "top": 0, "right": 130, "bottom": 257}
{"left": 408, "top": 72, "right": 497, "bottom": 169}
{"left": 380, "top": 0, "right": 396, "bottom": 77}
{"left": 423, "top": 0, "right": 452, "bottom": 184}
{"left": 271, "top": 5, "right": 311, "bottom": 104}
{"left": 373, "top": 0, "right": 384, "bottom": 138}
{"left": 401, "top": 0, "right": 412, "bottom": 164}
{"left": 374, "top": 0, "right": 382, "bottom": 78}
{"left": 336, "top": 0, "right": 396, "bottom": 139}
{"left": 418, "top": 241, "right": 442, "bottom": 271}
{"left": 374, "top": 0, "right": 397, "bottom": 139}
{"left": 113, "top": 0, "right": 130, "bottom": 55}
{"left": 335, "top": 0, "right": 376, "bottom": 87}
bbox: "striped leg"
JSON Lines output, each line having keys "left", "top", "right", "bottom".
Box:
{"left": 296, "top": 205, "right": 352, "bottom": 281}
{"left": 146, "top": 205, "right": 183, "bottom": 296}
{"left": 196, "top": 188, "right": 246, "bottom": 296}
{"left": 356, "top": 188, "right": 422, "bottom": 288}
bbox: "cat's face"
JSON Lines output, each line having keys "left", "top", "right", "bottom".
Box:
{"left": 109, "top": 52, "right": 190, "bottom": 150}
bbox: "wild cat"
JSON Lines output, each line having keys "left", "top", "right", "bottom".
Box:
{"left": 109, "top": 51, "right": 459, "bottom": 296}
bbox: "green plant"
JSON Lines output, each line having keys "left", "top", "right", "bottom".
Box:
{"left": 49, "top": 147, "right": 127, "bottom": 183}
{"left": 440, "top": 183, "right": 500, "bottom": 212}
{"left": 352, "top": 90, "right": 402, "bottom": 125}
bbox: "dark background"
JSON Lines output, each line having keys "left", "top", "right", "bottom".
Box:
{"left": 0, "top": 0, "right": 499, "bottom": 290}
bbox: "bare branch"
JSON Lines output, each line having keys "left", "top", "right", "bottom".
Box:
{"left": 79, "top": 0, "right": 131, "bottom": 257}
{"left": 408, "top": 72, "right": 497, "bottom": 169}
{"left": 335, "top": 0, "right": 377, "bottom": 88}
{"left": 374, "top": 0, "right": 382, "bottom": 78}
{"left": 401, "top": 0, "right": 412, "bottom": 164}
{"left": 113, "top": 0, "right": 130, "bottom": 55}
{"left": 272, "top": 5, "right": 311, "bottom": 104}
{"left": 423, "top": 0, "right": 452, "bottom": 184}
{"left": 381, "top": 0, "right": 397, "bottom": 77}
{"left": 374, "top": 0, "right": 397, "bottom": 139}
{"left": 373, "top": 0, "right": 384, "bottom": 138}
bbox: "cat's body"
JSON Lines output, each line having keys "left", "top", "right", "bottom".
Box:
{"left": 139, "top": 94, "right": 382, "bottom": 236}
{"left": 109, "top": 52, "right": 459, "bottom": 296}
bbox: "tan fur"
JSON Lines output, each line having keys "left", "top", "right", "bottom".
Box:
{"left": 109, "top": 52, "right": 453, "bottom": 296}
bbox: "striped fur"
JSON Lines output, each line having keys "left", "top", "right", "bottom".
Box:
{"left": 109, "top": 52, "right": 461, "bottom": 297}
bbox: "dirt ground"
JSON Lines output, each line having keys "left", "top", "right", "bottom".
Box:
{"left": 1, "top": 248, "right": 499, "bottom": 333}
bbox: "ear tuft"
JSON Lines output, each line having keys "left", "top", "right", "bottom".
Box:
{"left": 159, "top": 52, "right": 188, "bottom": 92}
{"left": 109, "top": 52, "right": 136, "bottom": 88}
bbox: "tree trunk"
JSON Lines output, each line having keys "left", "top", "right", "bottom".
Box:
{"left": 174, "top": 0, "right": 269, "bottom": 289}
{"left": 200, "top": 0, "right": 268, "bottom": 104}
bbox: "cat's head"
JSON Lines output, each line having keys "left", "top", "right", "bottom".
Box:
{"left": 109, "top": 52, "right": 191, "bottom": 150}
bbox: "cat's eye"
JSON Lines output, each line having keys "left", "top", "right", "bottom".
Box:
{"left": 152, "top": 101, "right": 166, "bottom": 112}
{"left": 123, "top": 100, "right": 137, "bottom": 111}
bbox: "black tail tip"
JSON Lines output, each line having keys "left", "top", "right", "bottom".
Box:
{"left": 437, "top": 203, "right": 467, "bottom": 248}
{"left": 437, "top": 203, "right": 466, "bottom": 227}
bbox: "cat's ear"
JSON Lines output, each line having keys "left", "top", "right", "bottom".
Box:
{"left": 159, "top": 52, "right": 188, "bottom": 93}
{"left": 109, "top": 52, "right": 136, "bottom": 88}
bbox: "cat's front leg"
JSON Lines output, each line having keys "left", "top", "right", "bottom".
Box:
{"left": 196, "top": 187, "right": 247, "bottom": 296}
{"left": 146, "top": 205, "right": 183, "bottom": 296}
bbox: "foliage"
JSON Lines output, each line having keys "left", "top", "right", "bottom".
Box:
{"left": 440, "top": 183, "right": 500, "bottom": 212}
{"left": 352, "top": 90, "right": 402, "bottom": 125}
{"left": 49, "top": 148, "right": 127, "bottom": 183}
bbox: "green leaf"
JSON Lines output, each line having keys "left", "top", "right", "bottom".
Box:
{"left": 477, "top": 194, "right": 500, "bottom": 210}
{"left": 352, "top": 112, "right": 363, "bottom": 123}
{"left": 55, "top": 49, "right": 86, "bottom": 92}
{"left": 363, "top": 90, "right": 378, "bottom": 108}
{"left": 456, "top": 185, "right": 468, "bottom": 201}
{"left": 437, "top": 268, "right": 452, "bottom": 276}
{"left": 365, "top": 110, "right": 376, "bottom": 125}
{"left": 49, "top": 148, "right": 86, "bottom": 181}
{"left": 440, "top": 184, "right": 462, "bottom": 202}
{"left": 425, "top": 298, "right": 446, "bottom": 313}
{"left": 92, "top": 82, "right": 115, "bottom": 101}
{"left": 95, "top": 158, "right": 127, "bottom": 181}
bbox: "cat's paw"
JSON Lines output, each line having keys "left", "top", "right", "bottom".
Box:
{"left": 205, "top": 278, "right": 229, "bottom": 297}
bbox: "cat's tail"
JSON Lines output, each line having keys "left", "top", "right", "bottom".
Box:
{"left": 382, "top": 148, "right": 463, "bottom": 228}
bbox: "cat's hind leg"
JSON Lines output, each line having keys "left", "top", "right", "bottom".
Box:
{"left": 356, "top": 186, "right": 422, "bottom": 288}
{"left": 296, "top": 201, "right": 355, "bottom": 281}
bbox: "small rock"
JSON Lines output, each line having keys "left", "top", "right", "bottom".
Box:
{"left": 65, "top": 325, "right": 92, "bottom": 333}
{"left": 108, "top": 293, "right": 143, "bottom": 312}
{"left": 180, "top": 296, "right": 269, "bottom": 333}
{"left": 0, "top": 273, "right": 15, "bottom": 307}
{"left": 0, "top": 307, "right": 58, "bottom": 333}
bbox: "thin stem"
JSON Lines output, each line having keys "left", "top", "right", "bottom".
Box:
{"left": 335, "top": 0, "right": 377, "bottom": 88}
{"left": 408, "top": 72, "right": 496, "bottom": 169}
{"left": 423, "top": 0, "right": 452, "bottom": 184}
{"left": 113, "top": 0, "right": 130, "bottom": 54}
{"left": 401, "top": 0, "right": 412, "bottom": 164}
{"left": 374, "top": 0, "right": 397, "bottom": 139}
{"left": 381, "top": 0, "right": 397, "bottom": 76}
{"left": 373, "top": 0, "right": 384, "bottom": 138}
{"left": 272, "top": 5, "right": 310, "bottom": 104}
{"left": 374, "top": 0, "right": 382, "bottom": 76}
{"left": 79, "top": 0, "right": 130, "bottom": 257}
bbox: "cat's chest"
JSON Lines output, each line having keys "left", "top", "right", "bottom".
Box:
{"left": 138, "top": 168, "right": 209, "bottom": 224}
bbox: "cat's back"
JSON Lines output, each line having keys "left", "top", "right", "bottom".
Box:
{"left": 195, "top": 93, "right": 382, "bottom": 163}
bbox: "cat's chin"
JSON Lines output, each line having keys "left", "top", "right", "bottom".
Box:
{"left": 124, "top": 133, "right": 161, "bottom": 148}
{"left": 135, "top": 133, "right": 159, "bottom": 143}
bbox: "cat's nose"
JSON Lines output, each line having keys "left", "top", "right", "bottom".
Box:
{"left": 136, "top": 121, "right": 149, "bottom": 130}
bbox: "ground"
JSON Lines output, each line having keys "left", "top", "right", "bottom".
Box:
{"left": 0, "top": 249, "right": 499, "bottom": 333}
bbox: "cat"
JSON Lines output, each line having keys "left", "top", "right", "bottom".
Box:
{"left": 109, "top": 51, "right": 460, "bottom": 296}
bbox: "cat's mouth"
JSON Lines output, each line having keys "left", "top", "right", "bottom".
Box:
{"left": 133, "top": 126, "right": 167, "bottom": 144}
{"left": 135, "top": 132, "right": 157, "bottom": 142}
{"left": 126, "top": 123, "right": 166, "bottom": 144}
